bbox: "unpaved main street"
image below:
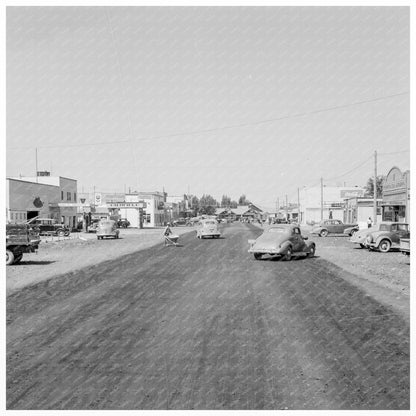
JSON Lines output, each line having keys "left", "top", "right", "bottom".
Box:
{"left": 6, "top": 222, "right": 409, "bottom": 410}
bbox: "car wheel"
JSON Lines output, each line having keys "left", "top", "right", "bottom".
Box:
{"left": 308, "top": 245, "right": 315, "bottom": 258}
{"left": 6, "top": 249, "right": 15, "bottom": 265}
{"left": 350, "top": 229, "right": 357, "bottom": 237}
{"left": 378, "top": 239, "right": 391, "bottom": 253}
{"left": 253, "top": 253, "right": 262, "bottom": 260}
{"left": 320, "top": 230, "right": 328, "bottom": 237}
{"left": 284, "top": 247, "right": 292, "bottom": 261}
{"left": 359, "top": 243, "right": 365, "bottom": 248}
{"left": 57, "top": 229, "right": 65, "bottom": 237}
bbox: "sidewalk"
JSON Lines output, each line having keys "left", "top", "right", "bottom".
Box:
{"left": 6, "top": 226, "right": 193, "bottom": 295}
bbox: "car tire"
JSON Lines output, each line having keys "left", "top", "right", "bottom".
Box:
{"left": 253, "top": 253, "right": 262, "bottom": 260}
{"left": 359, "top": 243, "right": 365, "bottom": 248}
{"left": 57, "top": 229, "right": 65, "bottom": 237}
{"left": 350, "top": 229, "right": 357, "bottom": 237}
{"left": 6, "top": 249, "right": 15, "bottom": 265}
{"left": 284, "top": 247, "right": 292, "bottom": 261}
{"left": 378, "top": 239, "right": 391, "bottom": 253}
{"left": 308, "top": 245, "right": 315, "bottom": 258}
{"left": 320, "top": 230, "right": 328, "bottom": 237}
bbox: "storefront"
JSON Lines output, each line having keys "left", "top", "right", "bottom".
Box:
{"left": 381, "top": 167, "right": 410, "bottom": 223}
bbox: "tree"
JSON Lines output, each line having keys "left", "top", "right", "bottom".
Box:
{"left": 230, "top": 200, "right": 238, "bottom": 209}
{"left": 221, "top": 195, "right": 231, "bottom": 208}
{"left": 364, "top": 176, "right": 385, "bottom": 198}
{"left": 199, "top": 194, "right": 217, "bottom": 215}
{"left": 238, "top": 194, "right": 251, "bottom": 205}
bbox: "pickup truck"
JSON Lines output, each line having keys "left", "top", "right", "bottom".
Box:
{"left": 6, "top": 223, "right": 41, "bottom": 265}
{"left": 400, "top": 237, "right": 410, "bottom": 256}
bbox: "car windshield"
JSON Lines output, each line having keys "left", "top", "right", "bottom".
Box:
{"left": 268, "top": 227, "right": 286, "bottom": 233}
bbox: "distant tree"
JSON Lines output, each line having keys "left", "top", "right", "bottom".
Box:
{"left": 230, "top": 200, "right": 238, "bottom": 209}
{"left": 199, "top": 194, "right": 217, "bottom": 215}
{"left": 221, "top": 195, "right": 231, "bottom": 207}
{"left": 364, "top": 176, "right": 385, "bottom": 197}
{"left": 238, "top": 194, "right": 251, "bottom": 205}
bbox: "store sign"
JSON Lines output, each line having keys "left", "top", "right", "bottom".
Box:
{"left": 383, "top": 168, "right": 407, "bottom": 193}
{"left": 340, "top": 189, "right": 364, "bottom": 198}
{"left": 95, "top": 193, "right": 102, "bottom": 205}
{"left": 107, "top": 201, "right": 147, "bottom": 209}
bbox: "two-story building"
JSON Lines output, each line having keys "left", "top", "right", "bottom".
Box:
{"left": 6, "top": 172, "right": 78, "bottom": 228}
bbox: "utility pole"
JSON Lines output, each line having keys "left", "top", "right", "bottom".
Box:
{"left": 320, "top": 177, "right": 324, "bottom": 220}
{"left": 35, "top": 148, "right": 38, "bottom": 183}
{"left": 373, "top": 150, "right": 377, "bottom": 225}
{"left": 285, "top": 194, "right": 288, "bottom": 221}
{"left": 297, "top": 187, "right": 300, "bottom": 223}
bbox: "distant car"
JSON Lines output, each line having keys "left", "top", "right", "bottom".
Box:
{"left": 349, "top": 223, "right": 380, "bottom": 248}
{"left": 117, "top": 218, "right": 130, "bottom": 228}
{"left": 27, "top": 217, "right": 70, "bottom": 237}
{"left": 96, "top": 220, "right": 120, "bottom": 240}
{"left": 365, "top": 222, "right": 409, "bottom": 253}
{"left": 311, "top": 219, "right": 358, "bottom": 237}
{"left": 172, "top": 218, "right": 187, "bottom": 226}
{"left": 248, "top": 224, "right": 315, "bottom": 260}
{"left": 196, "top": 219, "right": 221, "bottom": 239}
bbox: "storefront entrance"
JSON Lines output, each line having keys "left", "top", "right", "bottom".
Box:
{"left": 27, "top": 211, "right": 39, "bottom": 221}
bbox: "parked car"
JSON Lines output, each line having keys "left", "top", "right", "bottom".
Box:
{"left": 88, "top": 219, "right": 100, "bottom": 233}
{"left": 343, "top": 225, "right": 360, "bottom": 237}
{"left": 96, "top": 220, "right": 120, "bottom": 240}
{"left": 248, "top": 224, "right": 315, "bottom": 260}
{"left": 400, "top": 237, "right": 410, "bottom": 256}
{"left": 172, "top": 217, "right": 187, "bottom": 226}
{"left": 349, "top": 223, "right": 380, "bottom": 248}
{"left": 196, "top": 219, "right": 221, "bottom": 239}
{"left": 117, "top": 218, "right": 130, "bottom": 228}
{"left": 311, "top": 219, "right": 358, "bottom": 237}
{"left": 6, "top": 223, "right": 41, "bottom": 265}
{"left": 27, "top": 217, "right": 70, "bottom": 237}
{"left": 365, "top": 222, "right": 409, "bottom": 253}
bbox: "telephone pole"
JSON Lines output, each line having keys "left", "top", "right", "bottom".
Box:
{"left": 297, "top": 187, "right": 300, "bottom": 223}
{"left": 320, "top": 177, "right": 324, "bottom": 220}
{"left": 285, "top": 194, "right": 288, "bottom": 221}
{"left": 373, "top": 150, "right": 377, "bottom": 225}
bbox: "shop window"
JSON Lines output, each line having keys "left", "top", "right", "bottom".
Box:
{"left": 61, "top": 191, "right": 64, "bottom": 200}
{"left": 67, "top": 192, "right": 71, "bottom": 201}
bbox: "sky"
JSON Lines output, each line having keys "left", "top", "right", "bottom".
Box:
{"left": 6, "top": 6, "right": 410, "bottom": 209}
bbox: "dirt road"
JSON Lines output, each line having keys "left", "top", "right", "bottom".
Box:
{"left": 6, "top": 222, "right": 409, "bottom": 409}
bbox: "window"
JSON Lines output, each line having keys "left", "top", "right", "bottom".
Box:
{"left": 67, "top": 192, "right": 71, "bottom": 201}
{"left": 74, "top": 193, "right": 77, "bottom": 202}
{"left": 61, "top": 191, "right": 64, "bottom": 200}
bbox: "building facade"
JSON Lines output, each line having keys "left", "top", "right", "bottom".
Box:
{"left": 299, "top": 186, "right": 365, "bottom": 225}
{"left": 381, "top": 167, "right": 410, "bottom": 223}
{"left": 6, "top": 174, "right": 78, "bottom": 228}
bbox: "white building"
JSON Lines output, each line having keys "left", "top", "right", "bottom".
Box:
{"left": 299, "top": 186, "right": 365, "bottom": 225}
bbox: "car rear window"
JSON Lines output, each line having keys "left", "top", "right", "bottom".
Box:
{"left": 379, "top": 224, "right": 390, "bottom": 231}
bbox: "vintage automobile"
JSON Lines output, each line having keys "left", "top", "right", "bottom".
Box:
{"left": 27, "top": 217, "right": 71, "bottom": 237}
{"left": 349, "top": 223, "right": 380, "bottom": 248}
{"left": 172, "top": 217, "right": 187, "bottom": 226}
{"left": 365, "top": 222, "right": 409, "bottom": 253}
{"left": 248, "top": 224, "right": 315, "bottom": 260}
{"left": 196, "top": 219, "right": 221, "bottom": 239}
{"left": 117, "top": 218, "right": 130, "bottom": 228}
{"left": 87, "top": 219, "right": 101, "bottom": 233}
{"left": 6, "top": 223, "right": 41, "bottom": 265}
{"left": 311, "top": 219, "right": 358, "bottom": 237}
{"left": 96, "top": 220, "right": 120, "bottom": 240}
{"left": 343, "top": 225, "right": 360, "bottom": 237}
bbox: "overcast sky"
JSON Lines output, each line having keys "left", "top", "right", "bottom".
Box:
{"left": 6, "top": 6, "right": 410, "bottom": 209}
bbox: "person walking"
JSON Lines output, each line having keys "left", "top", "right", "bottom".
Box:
{"left": 367, "top": 217, "right": 373, "bottom": 228}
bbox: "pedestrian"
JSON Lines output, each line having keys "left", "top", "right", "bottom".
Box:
{"left": 367, "top": 217, "right": 373, "bottom": 228}
{"left": 329, "top": 210, "right": 333, "bottom": 219}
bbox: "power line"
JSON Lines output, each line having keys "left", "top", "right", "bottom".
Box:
{"left": 7, "top": 91, "right": 409, "bottom": 151}
{"left": 324, "top": 156, "right": 373, "bottom": 182}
